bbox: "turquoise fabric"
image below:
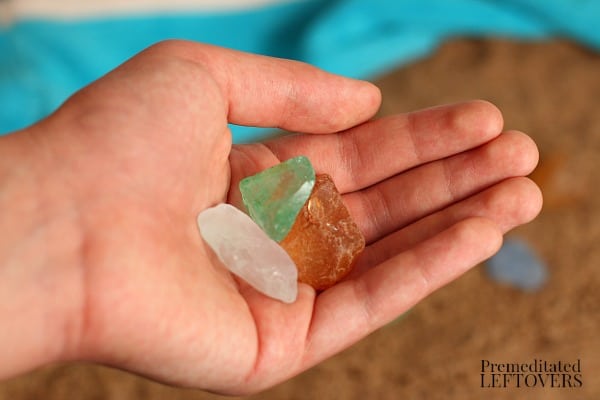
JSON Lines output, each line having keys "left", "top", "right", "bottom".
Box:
{"left": 1, "top": 0, "right": 599, "bottom": 141}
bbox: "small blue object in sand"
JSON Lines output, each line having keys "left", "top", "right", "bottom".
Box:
{"left": 485, "top": 237, "right": 548, "bottom": 292}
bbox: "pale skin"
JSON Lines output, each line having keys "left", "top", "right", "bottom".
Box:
{"left": 0, "top": 41, "right": 542, "bottom": 395}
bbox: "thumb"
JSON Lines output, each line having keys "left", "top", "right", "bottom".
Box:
{"left": 144, "top": 40, "right": 382, "bottom": 133}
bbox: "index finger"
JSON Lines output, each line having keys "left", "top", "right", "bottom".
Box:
{"left": 265, "top": 100, "right": 504, "bottom": 192}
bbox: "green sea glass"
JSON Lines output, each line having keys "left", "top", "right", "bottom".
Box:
{"left": 240, "top": 156, "right": 316, "bottom": 242}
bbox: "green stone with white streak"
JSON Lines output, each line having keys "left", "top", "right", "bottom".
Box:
{"left": 240, "top": 156, "right": 315, "bottom": 242}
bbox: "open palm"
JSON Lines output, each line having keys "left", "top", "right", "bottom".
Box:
{"left": 35, "top": 41, "right": 541, "bottom": 395}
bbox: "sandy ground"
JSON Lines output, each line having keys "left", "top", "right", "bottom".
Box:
{"left": 1, "top": 38, "right": 599, "bottom": 399}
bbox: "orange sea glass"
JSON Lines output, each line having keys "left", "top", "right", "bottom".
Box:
{"left": 280, "top": 174, "right": 365, "bottom": 290}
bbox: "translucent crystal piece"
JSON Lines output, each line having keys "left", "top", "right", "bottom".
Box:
{"left": 239, "top": 156, "right": 315, "bottom": 242}
{"left": 197, "top": 204, "right": 298, "bottom": 303}
{"left": 280, "top": 174, "right": 365, "bottom": 290}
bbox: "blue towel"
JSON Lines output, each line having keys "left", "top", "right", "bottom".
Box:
{"left": 1, "top": 0, "right": 599, "bottom": 141}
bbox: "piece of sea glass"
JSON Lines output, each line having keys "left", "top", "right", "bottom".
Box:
{"left": 280, "top": 174, "right": 365, "bottom": 290}
{"left": 485, "top": 237, "right": 548, "bottom": 292}
{"left": 197, "top": 203, "right": 298, "bottom": 303}
{"left": 240, "top": 156, "right": 315, "bottom": 242}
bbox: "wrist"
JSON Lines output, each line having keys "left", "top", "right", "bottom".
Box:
{"left": 0, "top": 126, "right": 84, "bottom": 379}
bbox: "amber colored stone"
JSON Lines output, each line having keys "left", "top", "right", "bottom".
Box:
{"left": 280, "top": 174, "right": 365, "bottom": 290}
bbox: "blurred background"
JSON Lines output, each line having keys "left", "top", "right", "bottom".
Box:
{"left": 1, "top": 0, "right": 599, "bottom": 398}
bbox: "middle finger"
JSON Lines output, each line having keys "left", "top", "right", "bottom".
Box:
{"left": 344, "top": 130, "right": 539, "bottom": 243}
